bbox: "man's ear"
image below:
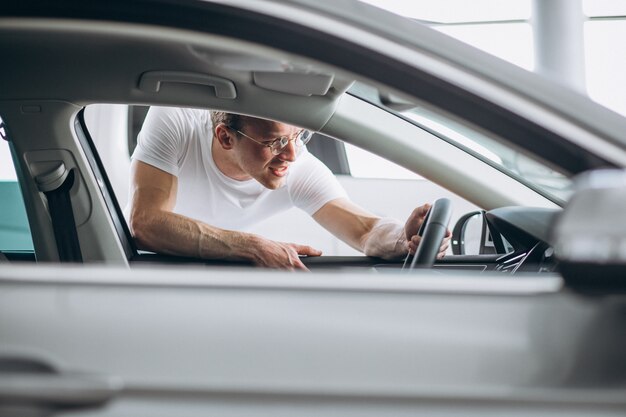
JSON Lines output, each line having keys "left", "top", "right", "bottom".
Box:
{"left": 215, "top": 123, "right": 235, "bottom": 150}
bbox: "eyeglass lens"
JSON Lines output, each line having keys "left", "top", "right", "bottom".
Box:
{"left": 270, "top": 131, "right": 311, "bottom": 154}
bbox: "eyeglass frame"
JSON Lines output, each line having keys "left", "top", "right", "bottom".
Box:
{"left": 226, "top": 125, "right": 313, "bottom": 155}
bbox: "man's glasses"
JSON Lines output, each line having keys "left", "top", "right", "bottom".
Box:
{"left": 229, "top": 126, "right": 313, "bottom": 155}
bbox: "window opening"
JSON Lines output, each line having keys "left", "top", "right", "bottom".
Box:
{"left": 0, "top": 115, "right": 34, "bottom": 251}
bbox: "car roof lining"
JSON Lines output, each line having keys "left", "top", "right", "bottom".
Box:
{"left": 0, "top": 19, "right": 353, "bottom": 131}
{"left": 0, "top": 15, "right": 621, "bottom": 176}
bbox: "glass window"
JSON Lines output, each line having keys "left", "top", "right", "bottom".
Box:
{"left": 345, "top": 143, "right": 421, "bottom": 180}
{"left": 358, "top": 0, "right": 531, "bottom": 23}
{"left": 360, "top": 1, "right": 534, "bottom": 71}
{"left": 583, "top": 0, "right": 626, "bottom": 17}
{"left": 0, "top": 117, "right": 16, "bottom": 181}
{"left": 348, "top": 82, "right": 573, "bottom": 202}
{"left": 83, "top": 104, "right": 131, "bottom": 209}
{"left": 400, "top": 106, "right": 572, "bottom": 202}
{"left": 436, "top": 23, "right": 534, "bottom": 70}
{"left": 0, "top": 115, "right": 34, "bottom": 251}
{"left": 585, "top": 20, "right": 626, "bottom": 117}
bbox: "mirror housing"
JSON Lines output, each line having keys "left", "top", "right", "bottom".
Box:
{"left": 552, "top": 169, "right": 626, "bottom": 291}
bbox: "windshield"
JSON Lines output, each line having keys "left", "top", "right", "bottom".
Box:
{"left": 349, "top": 82, "right": 573, "bottom": 203}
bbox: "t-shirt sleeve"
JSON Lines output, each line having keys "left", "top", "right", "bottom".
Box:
{"left": 288, "top": 150, "right": 349, "bottom": 215}
{"left": 131, "top": 106, "right": 189, "bottom": 177}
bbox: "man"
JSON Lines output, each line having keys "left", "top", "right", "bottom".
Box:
{"left": 128, "top": 106, "right": 450, "bottom": 270}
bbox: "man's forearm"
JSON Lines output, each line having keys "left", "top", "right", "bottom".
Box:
{"left": 362, "top": 218, "right": 407, "bottom": 260}
{"left": 131, "top": 209, "right": 256, "bottom": 261}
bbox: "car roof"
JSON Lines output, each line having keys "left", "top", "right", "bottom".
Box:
{"left": 2, "top": 0, "right": 626, "bottom": 174}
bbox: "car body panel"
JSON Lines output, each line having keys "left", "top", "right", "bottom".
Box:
{"left": 2, "top": 266, "right": 626, "bottom": 416}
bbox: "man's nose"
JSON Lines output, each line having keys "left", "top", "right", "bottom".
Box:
{"left": 277, "top": 138, "right": 298, "bottom": 161}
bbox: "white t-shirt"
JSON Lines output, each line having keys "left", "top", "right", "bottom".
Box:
{"left": 132, "top": 106, "right": 347, "bottom": 231}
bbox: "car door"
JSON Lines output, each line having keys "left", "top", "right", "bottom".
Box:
{"left": 2, "top": 2, "right": 626, "bottom": 416}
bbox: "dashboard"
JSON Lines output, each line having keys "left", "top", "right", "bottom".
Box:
{"left": 485, "top": 207, "right": 561, "bottom": 274}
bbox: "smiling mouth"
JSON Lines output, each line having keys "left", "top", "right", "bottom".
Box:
{"left": 270, "top": 166, "right": 289, "bottom": 177}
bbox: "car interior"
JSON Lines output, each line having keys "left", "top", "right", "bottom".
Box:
{"left": 0, "top": 12, "right": 618, "bottom": 278}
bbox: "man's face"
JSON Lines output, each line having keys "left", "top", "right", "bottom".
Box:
{"left": 230, "top": 120, "right": 302, "bottom": 190}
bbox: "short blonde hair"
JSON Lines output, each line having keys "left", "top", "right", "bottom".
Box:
{"left": 211, "top": 111, "right": 241, "bottom": 131}
{"left": 210, "top": 111, "right": 266, "bottom": 133}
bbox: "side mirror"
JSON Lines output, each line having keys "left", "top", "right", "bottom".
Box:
{"left": 552, "top": 169, "right": 626, "bottom": 290}
{"left": 452, "top": 211, "right": 506, "bottom": 255}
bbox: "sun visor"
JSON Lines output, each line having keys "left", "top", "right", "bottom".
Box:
{"left": 189, "top": 49, "right": 347, "bottom": 97}
{"left": 253, "top": 71, "right": 334, "bottom": 96}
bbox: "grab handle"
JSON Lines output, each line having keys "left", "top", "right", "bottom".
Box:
{"left": 139, "top": 71, "right": 237, "bottom": 99}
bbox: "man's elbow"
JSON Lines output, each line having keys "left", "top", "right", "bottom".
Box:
{"left": 128, "top": 209, "right": 155, "bottom": 250}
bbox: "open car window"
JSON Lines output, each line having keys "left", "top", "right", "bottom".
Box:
{"left": 0, "top": 116, "right": 34, "bottom": 253}
{"left": 83, "top": 103, "right": 479, "bottom": 257}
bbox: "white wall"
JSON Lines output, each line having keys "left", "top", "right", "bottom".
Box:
{"left": 83, "top": 104, "right": 131, "bottom": 208}
{"left": 0, "top": 118, "right": 17, "bottom": 181}
{"left": 248, "top": 176, "right": 478, "bottom": 256}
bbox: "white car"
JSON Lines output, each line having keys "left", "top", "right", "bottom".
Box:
{"left": 1, "top": 1, "right": 626, "bottom": 416}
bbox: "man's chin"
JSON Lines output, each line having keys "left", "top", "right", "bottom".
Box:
{"left": 259, "top": 176, "right": 285, "bottom": 190}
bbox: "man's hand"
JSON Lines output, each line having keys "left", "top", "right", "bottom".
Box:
{"left": 407, "top": 230, "right": 452, "bottom": 259}
{"left": 404, "top": 203, "right": 451, "bottom": 259}
{"left": 404, "top": 203, "right": 431, "bottom": 240}
{"left": 249, "top": 236, "right": 322, "bottom": 271}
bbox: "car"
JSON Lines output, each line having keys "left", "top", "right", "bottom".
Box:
{"left": 1, "top": 0, "right": 626, "bottom": 416}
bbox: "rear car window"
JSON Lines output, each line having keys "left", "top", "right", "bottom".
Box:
{"left": 0, "top": 116, "right": 34, "bottom": 251}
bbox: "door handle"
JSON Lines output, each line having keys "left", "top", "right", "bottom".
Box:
{"left": 139, "top": 70, "right": 237, "bottom": 99}
{"left": 0, "top": 357, "right": 122, "bottom": 412}
{"left": 0, "top": 374, "right": 122, "bottom": 407}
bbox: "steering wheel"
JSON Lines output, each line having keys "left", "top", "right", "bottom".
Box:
{"left": 402, "top": 198, "right": 452, "bottom": 270}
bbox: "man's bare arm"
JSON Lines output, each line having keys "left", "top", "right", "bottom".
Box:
{"left": 128, "top": 160, "right": 320, "bottom": 269}
{"left": 312, "top": 198, "right": 449, "bottom": 260}
{"left": 312, "top": 198, "right": 403, "bottom": 259}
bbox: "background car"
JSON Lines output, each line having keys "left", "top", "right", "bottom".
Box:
{"left": 1, "top": 0, "right": 626, "bottom": 416}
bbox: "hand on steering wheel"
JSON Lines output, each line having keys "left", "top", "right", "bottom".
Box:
{"left": 402, "top": 198, "right": 452, "bottom": 270}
